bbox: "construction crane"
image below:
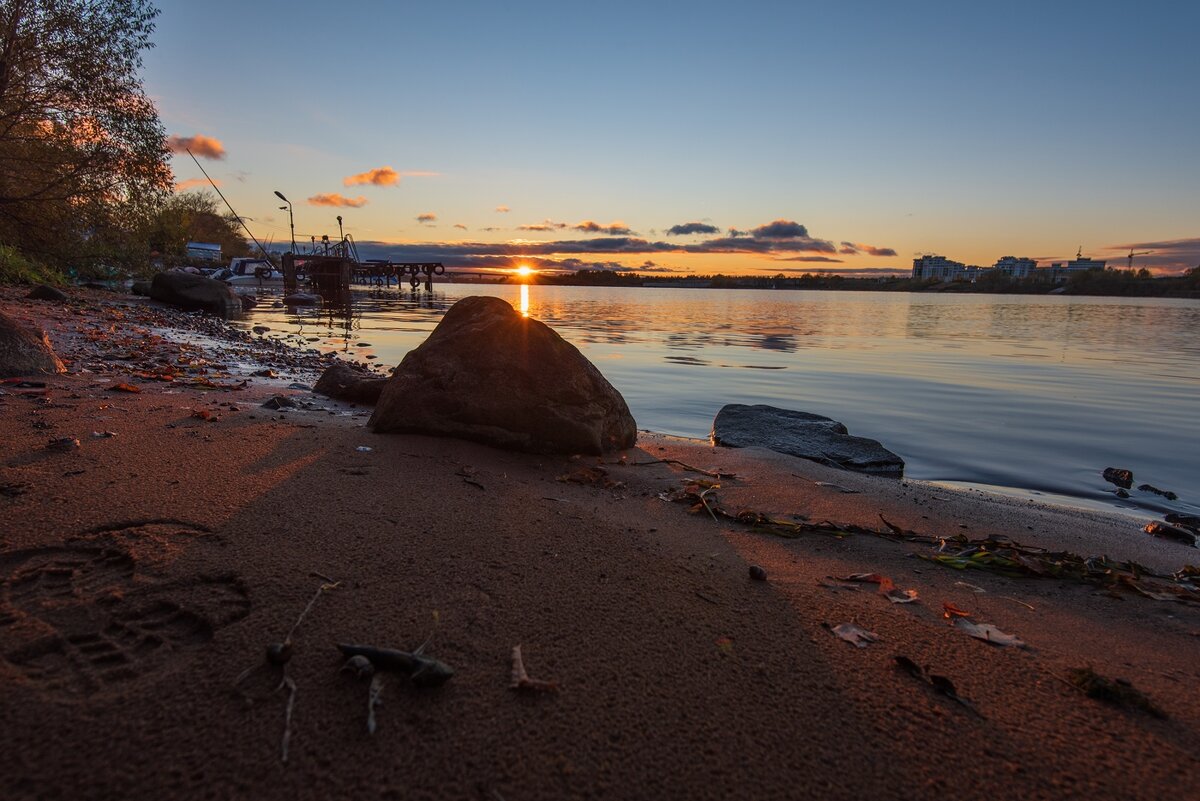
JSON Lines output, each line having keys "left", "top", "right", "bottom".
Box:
{"left": 1126, "top": 248, "right": 1153, "bottom": 271}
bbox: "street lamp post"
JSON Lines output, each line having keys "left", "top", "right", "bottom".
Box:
{"left": 274, "top": 190, "right": 296, "bottom": 253}
{"left": 337, "top": 215, "right": 344, "bottom": 242}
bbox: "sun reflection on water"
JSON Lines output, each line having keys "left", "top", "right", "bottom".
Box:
{"left": 519, "top": 283, "right": 529, "bottom": 317}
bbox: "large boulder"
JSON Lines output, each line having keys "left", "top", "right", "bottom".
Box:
{"left": 150, "top": 271, "right": 241, "bottom": 316}
{"left": 712, "top": 404, "right": 904, "bottom": 476}
{"left": 0, "top": 310, "right": 66, "bottom": 377}
{"left": 26, "top": 284, "right": 68, "bottom": 302}
{"left": 369, "top": 296, "right": 636, "bottom": 454}
{"left": 313, "top": 361, "right": 388, "bottom": 405}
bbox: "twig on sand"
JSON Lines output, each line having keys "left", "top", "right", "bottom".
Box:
{"left": 286, "top": 578, "right": 341, "bottom": 644}
{"left": 366, "top": 674, "right": 385, "bottom": 734}
{"left": 628, "top": 458, "right": 735, "bottom": 479}
{"left": 280, "top": 676, "right": 297, "bottom": 763}
{"left": 510, "top": 644, "right": 559, "bottom": 693}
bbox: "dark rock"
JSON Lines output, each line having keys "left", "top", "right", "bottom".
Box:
{"left": 1102, "top": 467, "right": 1134, "bottom": 489}
{"left": 252, "top": 325, "right": 270, "bottom": 334}
{"left": 287, "top": 382, "right": 312, "bottom": 391}
{"left": 1165, "top": 513, "right": 1200, "bottom": 531}
{"left": 239, "top": 295, "right": 258, "bottom": 310}
{"left": 282, "top": 293, "right": 320, "bottom": 306}
{"left": 261, "top": 395, "right": 296, "bottom": 410}
{"left": 0, "top": 310, "right": 67, "bottom": 378}
{"left": 131, "top": 281, "right": 152, "bottom": 296}
{"left": 1114, "top": 488, "right": 1130, "bottom": 499}
{"left": 368, "top": 296, "right": 636, "bottom": 454}
{"left": 314, "top": 362, "right": 388, "bottom": 405}
{"left": 1143, "top": 522, "right": 1196, "bottom": 547}
{"left": 150, "top": 271, "right": 241, "bottom": 317}
{"left": 26, "top": 284, "right": 68, "bottom": 302}
{"left": 749, "top": 565, "right": 768, "bottom": 581}
{"left": 712, "top": 404, "right": 904, "bottom": 476}
{"left": 1136, "top": 483, "right": 1178, "bottom": 501}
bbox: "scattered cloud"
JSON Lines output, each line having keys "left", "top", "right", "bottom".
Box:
{"left": 480, "top": 226, "right": 504, "bottom": 232}
{"left": 775, "top": 256, "right": 845, "bottom": 263}
{"left": 417, "top": 212, "right": 438, "bottom": 224}
{"left": 308, "top": 193, "right": 368, "bottom": 208}
{"left": 174, "top": 177, "right": 216, "bottom": 192}
{"left": 166, "top": 133, "right": 225, "bottom": 159}
{"left": 839, "top": 241, "right": 899, "bottom": 257}
{"left": 751, "top": 220, "right": 808, "bottom": 239}
{"left": 574, "top": 220, "right": 634, "bottom": 235}
{"left": 518, "top": 220, "right": 567, "bottom": 231}
{"left": 495, "top": 205, "right": 511, "bottom": 213}
{"left": 230, "top": 170, "right": 250, "bottom": 183}
{"left": 344, "top": 166, "right": 399, "bottom": 187}
{"left": 453, "top": 223, "right": 468, "bottom": 230}
{"left": 667, "top": 222, "right": 720, "bottom": 236}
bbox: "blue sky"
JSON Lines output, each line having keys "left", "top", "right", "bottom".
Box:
{"left": 146, "top": 1, "right": 1200, "bottom": 274}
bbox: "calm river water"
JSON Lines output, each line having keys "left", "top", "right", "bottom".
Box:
{"left": 232, "top": 284, "right": 1200, "bottom": 518}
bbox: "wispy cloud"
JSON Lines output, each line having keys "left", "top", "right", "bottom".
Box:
{"left": 344, "top": 166, "right": 399, "bottom": 187}
{"left": 166, "top": 133, "right": 225, "bottom": 159}
{"left": 775, "top": 256, "right": 844, "bottom": 263}
{"left": 453, "top": 223, "right": 467, "bottom": 230}
{"left": 174, "top": 177, "right": 216, "bottom": 192}
{"left": 666, "top": 222, "right": 720, "bottom": 236}
{"left": 574, "top": 220, "right": 634, "bottom": 235}
{"left": 518, "top": 220, "right": 567, "bottom": 231}
{"left": 308, "top": 193, "right": 368, "bottom": 208}
{"left": 417, "top": 213, "right": 438, "bottom": 224}
{"left": 495, "top": 205, "right": 511, "bottom": 213}
{"left": 839, "top": 241, "right": 899, "bottom": 257}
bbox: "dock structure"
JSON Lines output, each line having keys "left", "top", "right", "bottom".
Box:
{"left": 280, "top": 236, "right": 445, "bottom": 294}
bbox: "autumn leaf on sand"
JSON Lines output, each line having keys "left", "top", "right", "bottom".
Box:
{"left": 510, "top": 645, "right": 559, "bottom": 693}
{"left": 110, "top": 383, "right": 141, "bottom": 393}
{"left": 942, "top": 602, "right": 972, "bottom": 619}
{"left": 836, "top": 573, "right": 918, "bottom": 603}
{"left": 827, "top": 622, "right": 880, "bottom": 648}
{"left": 953, "top": 617, "right": 1026, "bottom": 647}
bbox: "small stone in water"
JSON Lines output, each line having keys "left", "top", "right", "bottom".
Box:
{"left": 342, "top": 654, "right": 374, "bottom": 679}
{"left": 749, "top": 565, "right": 768, "bottom": 581}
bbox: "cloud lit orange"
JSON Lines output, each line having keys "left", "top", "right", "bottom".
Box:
{"left": 308, "top": 193, "right": 368, "bottom": 208}
{"left": 166, "top": 133, "right": 226, "bottom": 159}
{"left": 417, "top": 212, "right": 437, "bottom": 224}
{"left": 174, "top": 177, "right": 218, "bottom": 192}
{"left": 344, "top": 166, "right": 399, "bottom": 187}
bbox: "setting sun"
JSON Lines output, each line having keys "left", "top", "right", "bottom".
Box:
{"left": 514, "top": 264, "right": 534, "bottom": 279}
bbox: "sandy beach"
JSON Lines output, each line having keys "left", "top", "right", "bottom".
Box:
{"left": 1, "top": 286, "right": 1198, "bottom": 800}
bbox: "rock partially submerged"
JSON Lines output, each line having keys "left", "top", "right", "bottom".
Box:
{"left": 369, "top": 296, "right": 636, "bottom": 454}
{"left": 150, "top": 271, "right": 241, "bottom": 317}
{"left": 0, "top": 310, "right": 66, "bottom": 377}
{"left": 282, "top": 293, "right": 320, "bottom": 306}
{"left": 314, "top": 362, "right": 387, "bottom": 405}
{"left": 712, "top": 403, "right": 904, "bottom": 476}
{"left": 1102, "top": 467, "right": 1134, "bottom": 489}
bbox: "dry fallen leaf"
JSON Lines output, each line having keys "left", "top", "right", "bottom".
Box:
{"left": 110, "top": 383, "right": 141, "bottom": 393}
{"left": 942, "top": 602, "right": 972, "bottom": 619}
{"left": 953, "top": 618, "right": 1026, "bottom": 647}
{"left": 829, "top": 622, "right": 880, "bottom": 648}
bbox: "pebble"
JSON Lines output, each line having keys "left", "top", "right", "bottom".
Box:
{"left": 749, "top": 565, "right": 768, "bottom": 582}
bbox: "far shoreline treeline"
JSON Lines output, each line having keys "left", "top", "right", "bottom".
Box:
{"left": 527, "top": 267, "right": 1200, "bottom": 299}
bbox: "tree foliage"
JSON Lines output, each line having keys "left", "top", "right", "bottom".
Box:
{"left": 0, "top": 0, "right": 171, "bottom": 271}
{"left": 146, "top": 190, "right": 249, "bottom": 265}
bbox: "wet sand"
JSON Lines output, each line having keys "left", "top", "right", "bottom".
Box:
{"left": 1, "top": 286, "right": 1198, "bottom": 800}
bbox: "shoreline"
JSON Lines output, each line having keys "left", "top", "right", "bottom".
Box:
{"left": 2, "top": 285, "right": 1198, "bottom": 800}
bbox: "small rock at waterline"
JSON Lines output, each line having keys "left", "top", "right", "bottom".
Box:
{"left": 1137, "top": 483, "right": 1178, "bottom": 501}
{"left": 1143, "top": 522, "right": 1196, "bottom": 546}
{"left": 27, "top": 284, "right": 68, "bottom": 302}
{"left": 749, "top": 565, "right": 768, "bottom": 581}
{"left": 46, "top": 437, "right": 80, "bottom": 452}
{"left": 252, "top": 325, "right": 270, "bottom": 334}
{"left": 261, "top": 395, "right": 296, "bottom": 410}
{"left": 1102, "top": 467, "right": 1134, "bottom": 489}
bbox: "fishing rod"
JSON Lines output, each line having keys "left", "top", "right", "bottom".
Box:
{"left": 185, "top": 148, "right": 274, "bottom": 264}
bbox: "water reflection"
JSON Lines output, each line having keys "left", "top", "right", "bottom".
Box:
{"left": 231, "top": 284, "right": 1200, "bottom": 514}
